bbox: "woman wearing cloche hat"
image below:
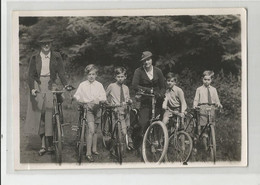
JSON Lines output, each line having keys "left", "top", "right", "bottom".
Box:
{"left": 132, "top": 51, "right": 166, "bottom": 149}
{"left": 24, "top": 33, "right": 73, "bottom": 156}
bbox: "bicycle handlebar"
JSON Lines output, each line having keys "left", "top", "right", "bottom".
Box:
{"left": 136, "top": 91, "right": 155, "bottom": 97}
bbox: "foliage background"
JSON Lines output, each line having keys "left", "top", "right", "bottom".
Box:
{"left": 19, "top": 15, "right": 242, "bottom": 162}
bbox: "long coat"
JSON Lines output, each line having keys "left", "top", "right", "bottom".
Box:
{"left": 24, "top": 51, "right": 68, "bottom": 135}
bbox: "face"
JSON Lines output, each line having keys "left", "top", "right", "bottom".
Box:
{"left": 87, "top": 70, "right": 97, "bottom": 83}
{"left": 142, "top": 58, "right": 152, "bottom": 68}
{"left": 203, "top": 75, "right": 212, "bottom": 87}
{"left": 115, "top": 73, "right": 126, "bottom": 85}
{"left": 166, "top": 78, "right": 176, "bottom": 89}
{"left": 40, "top": 42, "right": 52, "bottom": 53}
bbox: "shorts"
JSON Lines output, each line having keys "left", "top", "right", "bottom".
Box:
{"left": 198, "top": 105, "right": 216, "bottom": 126}
{"left": 86, "top": 103, "right": 101, "bottom": 124}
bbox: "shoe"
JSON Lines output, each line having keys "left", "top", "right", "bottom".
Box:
{"left": 110, "top": 149, "right": 117, "bottom": 158}
{"left": 86, "top": 155, "right": 94, "bottom": 162}
{"left": 92, "top": 151, "right": 99, "bottom": 155}
{"left": 128, "top": 142, "right": 135, "bottom": 150}
{"left": 47, "top": 146, "right": 55, "bottom": 153}
{"left": 38, "top": 147, "right": 47, "bottom": 156}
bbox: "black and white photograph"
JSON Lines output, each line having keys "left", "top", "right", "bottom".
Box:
{"left": 13, "top": 8, "right": 247, "bottom": 169}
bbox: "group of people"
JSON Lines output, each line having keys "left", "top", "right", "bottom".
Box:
{"left": 25, "top": 34, "right": 222, "bottom": 162}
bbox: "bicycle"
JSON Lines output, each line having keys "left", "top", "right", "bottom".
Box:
{"left": 101, "top": 103, "right": 130, "bottom": 164}
{"left": 36, "top": 88, "right": 72, "bottom": 164}
{"left": 140, "top": 91, "right": 169, "bottom": 164}
{"left": 164, "top": 110, "right": 193, "bottom": 165}
{"left": 71, "top": 103, "right": 90, "bottom": 164}
{"left": 184, "top": 103, "right": 220, "bottom": 163}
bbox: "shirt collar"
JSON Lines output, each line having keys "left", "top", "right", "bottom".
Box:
{"left": 170, "top": 85, "right": 177, "bottom": 92}
{"left": 40, "top": 51, "right": 51, "bottom": 59}
{"left": 143, "top": 66, "right": 153, "bottom": 74}
{"left": 203, "top": 85, "right": 211, "bottom": 88}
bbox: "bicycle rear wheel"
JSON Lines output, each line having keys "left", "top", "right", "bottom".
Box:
{"left": 142, "top": 121, "right": 169, "bottom": 164}
{"left": 78, "top": 120, "right": 86, "bottom": 164}
{"left": 115, "top": 122, "right": 123, "bottom": 164}
{"left": 54, "top": 115, "right": 62, "bottom": 164}
{"left": 209, "top": 124, "right": 216, "bottom": 163}
{"left": 166, "top": 131, "right": 193, "bottom": 164}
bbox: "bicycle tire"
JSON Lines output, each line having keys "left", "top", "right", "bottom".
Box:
{"left": 209, "top": 124, "right": 216, "bottom": 163}
{"left": 142, "top": 121, "right": 169, "bottom": 164}
{"left": 78, "top": 119, "right": 86, "bottom": 164}
{"left": 55, "top": 115, "right": 62, "bottom": 164}
{"left": 115, "top": 122, "right": 123, "bottom": 164}
{"left": 102, "top": 114, "right": 112, "bottom": 150}
{"left": 166, "top": 131, "right": 193, "bottom": 164}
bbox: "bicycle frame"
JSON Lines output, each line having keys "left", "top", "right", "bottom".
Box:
{"left": 195, "top": 105, "right": 215, "bottom": 140}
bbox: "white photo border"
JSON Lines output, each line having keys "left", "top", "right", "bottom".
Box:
{"left": 12, "top": 8, "right": 247, "bottom": 170}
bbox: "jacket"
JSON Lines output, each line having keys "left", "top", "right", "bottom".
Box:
{"left": 132, "top": 66, "right": 166, "bottom": 97}
{"left": 27, "top": 50, "right": 68, "bottom": 92}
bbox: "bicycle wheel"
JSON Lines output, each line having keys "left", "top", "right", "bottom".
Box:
{"left": 209, "top": 124, "right": 216, "bottom": 163}
{"left": 166, "top": 131, "right": 193, "bottom": 164}
{"left": 115, "top": 122, "right": 123, "bottom": 164}
{"left": 78, "top": 119, "right": 86, "bottom": 164}
{"left": 55, "top": 115, "right": 62, "bottom": 164}
{"left": 142, "top": 121, "right": 169, "bottom": 164}
{"left": 102, "top": 113, "right": 112, "bottom": 150}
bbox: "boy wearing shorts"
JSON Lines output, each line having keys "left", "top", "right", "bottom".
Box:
{"left": 106, "top": 67, "right": 134, "bottom": 150}
{"left": 162, "top": 72, "right": 187, "bottom": 125}
{"left": 193, "top": 70, "right": 222, "bottom": 150}
{"left": 74, "top": 64, "right": 106, "bottom": 162}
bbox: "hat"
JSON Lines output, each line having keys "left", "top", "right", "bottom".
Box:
{"left": 38, "top": 33, "right": 53, "bottom": 43}
{"left": 140, "top": 51, "right": 152, "bottom": 61}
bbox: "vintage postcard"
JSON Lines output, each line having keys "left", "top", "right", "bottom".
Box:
{"left": 13, "top": 8, "right": 247, "bottom": 170}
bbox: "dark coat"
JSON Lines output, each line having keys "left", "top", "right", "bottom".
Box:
{"left": 27, "top": 50, "right": 68, "bottom": 92}
{"left": 132, "top": 66, "right": 166, "bottom": 97}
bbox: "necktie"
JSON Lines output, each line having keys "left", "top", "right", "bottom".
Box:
{"left": 207, "top": 87, "right": 212, "bottom": 104}
{"left": 120, "top": 85, "right": 125, "bottom": 103}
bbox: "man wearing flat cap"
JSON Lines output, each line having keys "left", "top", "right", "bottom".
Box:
{"left": 25, "top": 33, "right": 72, "bottom": 156}
{"left": 132, "top": 51, "right": 166, "bottom": 147}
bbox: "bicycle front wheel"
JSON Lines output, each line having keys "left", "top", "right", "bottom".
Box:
{"left": 166, "top": 131, "right": 193, "bottom": 164}
{"left": 102, "top": 114, "right": 112, "bottom": 150}
{"left": 54, "top": 115, "right": 62, "bottom": 164}
{"left": 78, "top": 120, "right": 86, "bottom": 164}
{"left": 142, "top": 121, "right": 169, "bottom": 164}
{"left": 209, "top": 124, "right": 216, "bottom": 163}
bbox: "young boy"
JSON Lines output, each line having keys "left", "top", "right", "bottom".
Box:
{"left": 74, "top": 64, "right": 106, "bottom": 162}
{"left": 162, "top": 72, "right": 187, "bottom": 125}
{"left": 193, "top": 70, "right": 222, "bottom": 150}
{"left": 106, "top": 67, "right": 134, "bottom": 150}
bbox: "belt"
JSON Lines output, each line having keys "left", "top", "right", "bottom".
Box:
{"left": 40, "top": 75, "right": 50, "bottom": 77}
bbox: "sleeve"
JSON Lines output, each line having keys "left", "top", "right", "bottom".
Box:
{"left": 214, "top": 88, "right": 221, "bottom": 105}
{"left": 157, "top": 69, "right": 166, "bottom": 97}
{"left": 106, "top": 84, "right": 112, "bottom": 103}
{"left": 132, "top": 68, "right": 151, "bottom": 93}
{"left": 99, "top": 84, "right": 107, "bottom": 102}
{"left": 73, "top": 83, "right": 82, "bottom": 102}
{"left": 27, "top": 55, "right": 36, "bottom": 92}
{"left": 56, "top": 52, "right": 68, "bottom": 87}
{"left": 179, "top": 89, "right": 187, "bottom": 113}
{"left": 193, "top": 88, "right": 200, "bottom": 108}
{"left": 162, "top": 93, "right": 168, "bottom": 110}
{"left": 125, "top": 86, "right": 130, "bottom": 101}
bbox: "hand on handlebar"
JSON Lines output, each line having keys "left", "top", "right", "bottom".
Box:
{"left": 65, "top": 85, "right": 75, "bottom": 91}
